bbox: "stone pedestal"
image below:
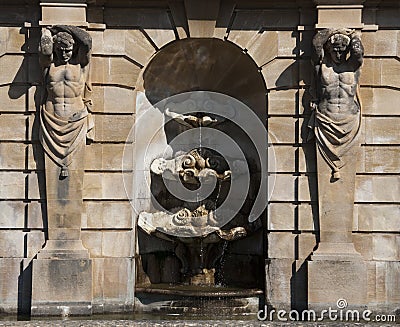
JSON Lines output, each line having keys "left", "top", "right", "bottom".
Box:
{"left": 308, "top": 259, "right": 367, "bottom": 309}
{"left": 309, "top": 143, "right": 367, "bottom": 308}
{"left": 31, "top": 147, "right": 92, "bottom": 315}
{"left": 31, "top": 259, "right": 92, "bottom": 316}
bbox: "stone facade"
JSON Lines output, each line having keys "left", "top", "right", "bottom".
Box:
{"left": 0, "top": 0, "right": 399, "bottom": 318}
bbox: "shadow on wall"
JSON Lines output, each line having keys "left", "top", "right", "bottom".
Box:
{"left": 7, "top": 27, "right": 47, "bottom": 318}
{"left": 272, "top": 30, "right": 320, "bottom": 312}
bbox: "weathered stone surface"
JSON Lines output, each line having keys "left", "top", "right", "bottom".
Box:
{"left": 0, "top": 115, "right": 27, "bottom": 141}
{"left": 362, "top": 30, "right": 398, "bottom": 57}
{"left": 374, "top": 261, "right": 400, "bottom": 305}
{"left": 356, "top": 204, "right": 400, "bottom": 232}
{"left": 356, "top": 175, "right": 400, "bottom": 202}
{"left": 27, "top": 201, "right": 45, "bottom": 229}
{"left": 268, "top": 117, "right": 298, "bottom": 144}
{"left": 93, "top": 115, "right": 134, "bottom": 142}
{"left": 27, "top": 144, "right": 44, "bottom": 170}
{"left": 308, "top": 259, "right": 367, "bottom": 308}
{"left": 0, "top": 172, "right": 25, "bottom": 199}
{"left": 271, "top": 145, "right": 316, "bottom": 173}
{"left": 82, "top": 173, "right": 103, "bottom": 199}
{"left": 316, "top": 5, "right": 363, "bottom": 29}
{"left": 266, "top": 258, "right": 308, "bottom": 311}
{"left": 103, "top": 29, "right": 126, "bottom": 55}
{"left": 278, "top": 31, "right": 297, "bottom": 57}
{"left": 91, "top": 57, "right": 141, "bottom": 87}
{"left": 246, "top": 31, "right": 278, "bottom": 67}
{"left": 85, "top": 143, "right": 133, "bottom": 171}
{"left": 0, "top": 143, "right": 26, "bottom": 169}
{"left": 0, "top": 231, "right": 25, "bottom": 257}
{"left": 372, "top": 234, "right": 400, "bottom": 261}
{"left": 270, "top": 174, "right": 316, "bottom": 202}
{"left": 92, "top": 258, "right": 104, "bottom": 303}
{"left": 88, "top": 30, "right": 104, "bottom": 55}
{"left": 40, "top": 3, "right": 86, "bottom": 26}
{"left": 268, "top": 89, "right": 297, "bottom": 115}
{"left": 0, "top": 27, "right": 7, "bottom": 56}
{"left": 27, "top": 171, "right": 44, "bottom": 200}
{"left": 0, "top": 201, "right": 25, "bottom": 228}
{"left": 298, "top": 203, "right": 318, "bottom": 231}
{"left": 381, "top": 58, "right": 400, "bottom": 88}
{"left": 104, "top": 87, "right": 135, "bottom": 113}
{"left": 364, "top": 117, "right": 400, "bottom": 144}
{"left": 31, "top": 258, "right": 92, "bottom": 315}
{"left": 103, "top": 258, "right": 135, "bottom": 300}
{"left": 125, "top": 30, "right": 156, "bottom": 66}
{"left": 261, "top": 59, "right": 298, "bottom": 89}
{"left": 360, "top": 87, "right": 400, "bottom": 115}
{"left": 0, "top": 258, "right": 21, "bottom": 312}
{"left": 109, "top": 57, "right": 140, "bottom": 88}
{"left": 268, "top": 203, "right": 295, "bottom": 230}
{"left": 81, "top": 231, "right": 103, "bottom": 258}
{"left": 102, "top": 231, "right": 133, "bottom": 258}
{"left": 360, "top": 58, "right": 380, "bottom": 86}
{"left": 83, "top": 202, "right": 133, "bottom": 229}
{"left": 0, "top": 55, "right": 25, "bottom": 84}
{"left": 361, "top": 58, "right": 400, "bottom": 88}
{"left": 268, "top": 232, "right": 316, "bottom": 259}
{"left": 0, "top": 1, "right": 399, "bottom": 316}
{"left": 0, "top": 85, "right": 27, "bottom": 112}
{"left": 27, "top": 231, "right": 45, "bottom": 259}
{"left": 353, "top": 233, "right": 373, "bottom": 261}
{"left": 265, "top": 258, "right": 292, "bottom": 309}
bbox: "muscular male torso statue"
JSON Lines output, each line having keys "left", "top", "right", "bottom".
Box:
{"left": 309, "top": 30, "right": 364, "bottom": 179}
{"left": 39, "top": 25, "right": 93, "bottom": 177}
{"left": 316, "top": 33, "right": 362, "bottom": 119}
{"left": 46, "top": 63, "right": 87, "bottom": 118}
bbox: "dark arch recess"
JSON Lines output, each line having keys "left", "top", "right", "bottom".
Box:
{"left": 143, "top": 38, "right": 267, "bottom": 120}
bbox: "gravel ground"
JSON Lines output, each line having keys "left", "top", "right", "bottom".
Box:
{"left": 0, "top": 320, "right": 398, "bottom": 327}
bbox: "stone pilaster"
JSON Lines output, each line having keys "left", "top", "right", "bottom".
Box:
{"left": 308, "top": 0, "right": 368, "bottom": 310}
{"left": 31, "top": 1, "right": 92, "bottom": 316}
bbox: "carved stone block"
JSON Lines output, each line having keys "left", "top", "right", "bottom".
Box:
{"left": 31, "top": 258, "right": 92, "bottom": 316}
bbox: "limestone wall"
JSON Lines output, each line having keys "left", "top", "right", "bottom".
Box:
{"left": 0, "top": 0, "right": 398, "bottom": 315}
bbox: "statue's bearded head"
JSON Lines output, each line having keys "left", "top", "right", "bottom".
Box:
{"left": 327, "top": 34, "right": 350, "bottom": 64}
{"left": 53, "top": 32, "right": 75, "bottom": 63}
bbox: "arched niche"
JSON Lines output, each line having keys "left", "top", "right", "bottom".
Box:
{"left": 134, "top": 37, "right": 268, "bottom": 291}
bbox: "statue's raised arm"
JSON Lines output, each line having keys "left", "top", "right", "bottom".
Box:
{"left": 49, "top": 25, "right": 92, "bottom": 67}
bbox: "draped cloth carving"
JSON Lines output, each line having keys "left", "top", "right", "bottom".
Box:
{"left": 308, "top": 28, "right": 363, "bottom": 180}
{"left": 308, "top": 108, "right": 360, "bottom": 179}
{"left": 40, "top": 102, "right": 94, "bottom": 177}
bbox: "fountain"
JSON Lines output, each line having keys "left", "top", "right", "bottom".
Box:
{"left": 134, "top": 91, "right": 266, "bottom": 315}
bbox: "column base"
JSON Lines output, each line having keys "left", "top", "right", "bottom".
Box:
{"left": 311, "top": 242, "right": 363, "bottom": 261}
{"left": 37, "top": 240, "right": 90, "bottom": 259}
{"left": 31, "top": 258, "right": 92, "bottom": 316}
{"left": 308, "top": 258, "right": 367, "bottom": 310}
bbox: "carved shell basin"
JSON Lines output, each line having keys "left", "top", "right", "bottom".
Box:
{"left": 138, "top": 205, "right": 246, "bottom": 240}
{"left": 138, "top": 206, "right": 221, "bottom": 238}
{"left": 150, "top": 148, "right": 248, "bottom": 184}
